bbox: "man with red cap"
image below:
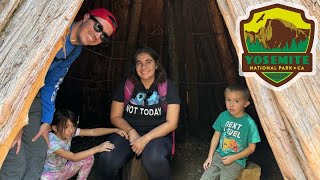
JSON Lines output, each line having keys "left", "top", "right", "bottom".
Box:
{"left": 0, "top": 8, "right": 117, "bottom": 180}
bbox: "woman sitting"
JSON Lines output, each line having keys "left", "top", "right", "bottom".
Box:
{"left": 97, "top": 47, "right": 180, "bottom": 180}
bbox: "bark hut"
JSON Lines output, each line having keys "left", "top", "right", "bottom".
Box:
{"left": 0, "top": 0, "right": 83, "bottom": 167}
{"left": 217, "top": 0, "right": 320, "bottom": 179}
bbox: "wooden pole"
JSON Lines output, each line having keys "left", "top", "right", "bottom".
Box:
{"left": 164, "top": 0, "right": 180, "bottom": 82}
{"left": 126, "top": 0, "right": 142, "bottom": 56}
{"left": 208, "top": 0, "right": 238, "bottom": 85}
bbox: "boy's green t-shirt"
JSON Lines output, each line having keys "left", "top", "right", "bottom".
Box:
{"left": 213, "top": 110, "right": 261, "bottom": 167}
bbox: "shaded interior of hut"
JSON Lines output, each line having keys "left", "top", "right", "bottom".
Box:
{"left": 55, "top": 0, "right": 283, "bottom": 179}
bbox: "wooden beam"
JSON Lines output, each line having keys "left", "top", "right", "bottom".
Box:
{"left": 0, "top": 0, "right": 83, "bottom": 167}
{"left": 217, "top": 0, "right": 320, "bottom": 179}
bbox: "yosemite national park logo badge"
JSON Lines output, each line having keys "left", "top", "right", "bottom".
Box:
{"left": 238, "top": 3, "right": 317, "bottom": 89}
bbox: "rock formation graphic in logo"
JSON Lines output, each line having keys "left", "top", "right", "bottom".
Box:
{"left": 239, "top": 3, "right": 317, "bottom": 88}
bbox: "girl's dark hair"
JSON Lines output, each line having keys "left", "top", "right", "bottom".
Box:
{"left": 129, "top": 47, "right": 167, "bottom": 84}
{"left": 51, "top": 109, "right": 78, "bottom": 133}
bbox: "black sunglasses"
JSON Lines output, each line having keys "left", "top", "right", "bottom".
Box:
{"left": 143, "top": 90, "right": 153, "bottom": 106}
{"left": 89, "top": 15, "right": 110, "bottom": 42}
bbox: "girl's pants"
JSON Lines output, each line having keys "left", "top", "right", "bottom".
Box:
{"left": 40, "top": 155, "right": 94, "bottom": 180}
{"left": 97, "top": 133, "right": 172, "bottom": 180}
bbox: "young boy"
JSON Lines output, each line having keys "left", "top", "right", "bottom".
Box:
{"left": 200, "top": 84, "right": 261, "bottom": 180}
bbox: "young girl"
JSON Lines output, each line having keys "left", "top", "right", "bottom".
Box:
{"left": 41, "top": 109, "right": 128, "bottom": 180}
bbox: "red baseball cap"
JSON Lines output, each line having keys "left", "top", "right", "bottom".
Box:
{"left": 89, "top": 8, "right": 118, "bottom": 33}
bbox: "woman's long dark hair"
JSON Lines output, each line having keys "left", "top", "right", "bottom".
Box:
{"left": 129, "top": 47, "right": 167, "bottom": 84}
{"left": 51, "top": 109, "right": 78, "bottom": 133}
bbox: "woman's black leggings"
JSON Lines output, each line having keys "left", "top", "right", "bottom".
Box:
{"left": 97, "top": 133, "right": 172, "bottom": 180}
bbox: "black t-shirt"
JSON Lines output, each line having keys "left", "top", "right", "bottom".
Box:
{"left": 112, "top": 79, "right": 180, "bottom": 134}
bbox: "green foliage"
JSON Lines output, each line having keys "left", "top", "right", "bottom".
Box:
{"left": 262, "top": 72, "right": 292, "bottom": 83}
{"left": 245, "top": 37, "right": 309, "bottom": 52}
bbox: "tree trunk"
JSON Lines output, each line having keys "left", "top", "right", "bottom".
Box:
{"left": 0, "top": 0, "right": 22, "bottom": 33}
{"left": 217, "top": 0, "right": 320, "bottom": 179}
{"left": 208, "top": 0, "right": 238, "bottom": 85}
{"left": 0, "top": 0, "right": 83, "bottom": 167}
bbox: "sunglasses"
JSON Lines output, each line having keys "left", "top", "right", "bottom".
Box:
{"left": 89, "top": 15, "right": 110, "bottom": 42}
{"left": 143, "top": 90, "right": 153, "bottom": 106}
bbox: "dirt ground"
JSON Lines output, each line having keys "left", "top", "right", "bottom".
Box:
{"left": 71, "top": 135, "right": 283, "bottom": 180}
